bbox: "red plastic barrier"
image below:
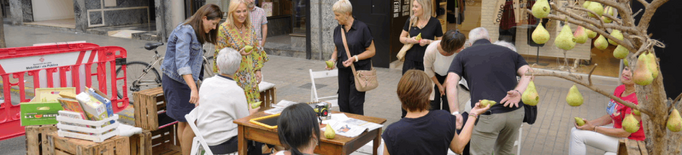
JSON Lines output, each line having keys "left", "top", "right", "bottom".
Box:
{"left": 0, "top": 43, "right": 129, "bottom": 141}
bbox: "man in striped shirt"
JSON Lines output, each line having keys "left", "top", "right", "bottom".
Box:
{"left": 247, "top": 0, "right": 268, "bottom": 48}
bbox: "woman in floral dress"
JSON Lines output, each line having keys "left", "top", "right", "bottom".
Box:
{"left": 215, "top": 0, "right": 268, "bottom": 104}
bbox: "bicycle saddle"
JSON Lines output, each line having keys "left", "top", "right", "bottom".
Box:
{"left": 144, "top": 42, "right": 164, "bottom": 50}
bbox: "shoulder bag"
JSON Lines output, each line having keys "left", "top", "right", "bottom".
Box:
{"left": 340, "top": 28, "right": 379, "bottom": 92}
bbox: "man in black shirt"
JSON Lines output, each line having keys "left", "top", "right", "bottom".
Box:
{"left": 445, "top": 27, "right": 533, "bottom": 155}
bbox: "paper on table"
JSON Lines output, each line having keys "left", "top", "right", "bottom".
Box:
{"left": 328, "top": 121, "right": 366, "bottom": 138}
{"left": 264, "top": 107, "right": 285, "bottom": 114}
{"left": 273, "top": 100, "right": 298, "bottom": 108}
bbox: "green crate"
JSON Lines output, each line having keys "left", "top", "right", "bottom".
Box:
{"left": 20, "top": 101, "right": 63, "bottom": 126}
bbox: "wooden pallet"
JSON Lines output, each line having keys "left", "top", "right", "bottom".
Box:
{"left": 25, "top": 124, "right": 58, "bottom": 155}
{"left": 150, "top": 124, "right": 181, "bottom": 155}
{"left": 133, "top": 87, "right": 166, "bottom": 131}
{"left": 45, "top": 131, "right": 130, "bottom": 155}
{"left": 130, "top": 130, "right": 153, "bottom": 155}
{"left": 617, "top": 139, "right": 648, "bottom": 155}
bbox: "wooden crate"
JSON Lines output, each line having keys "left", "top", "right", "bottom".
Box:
{"left": 150, "top": 124, "right": 181, "bottom": 155}
{"left": 617, "top": 139, "right": 648, "bottom": 155}
{"left": 45, "top": 131, "right": 130, "bottom": 155}
{"left": 133, "top": 87, "right": 166, "bottom": 131}
{"left": 259, "top": 86, "right": 276, "bottom": 109}
{"left": 130, "top": 130, "right": 152, "bottom": 155}
{"left": 25, "top": 124, "right": 58, "bottom": 155}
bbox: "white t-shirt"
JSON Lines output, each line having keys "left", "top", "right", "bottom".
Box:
{"left": 423, "top": 40, "right": 457, "bottom": 77}
{"left": 191, "top": 75, "right": 250, "bottom": 146}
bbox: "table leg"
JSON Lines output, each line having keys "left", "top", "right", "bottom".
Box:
{"left": 374, "top": 128, "right": 382, "bottom": 155}
{"left": 238, "top": 125, "right": 247, "bottom": 155}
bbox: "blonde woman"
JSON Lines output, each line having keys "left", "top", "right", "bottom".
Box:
{"left": 326, "top": 0, "right": 376, "bottom": 115}
{"left": 215, "top": 0, "right": 269, "bottom": 105}
{"left": 399, "top": 0, "right": 443, "bottom": 117}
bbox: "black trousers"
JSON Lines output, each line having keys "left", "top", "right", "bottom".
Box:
{"left": 430, "top": 73, "right": 451, "bottom": 113}
{"left": 338, "top": 67, "right": 365, "bottom": 115}
{"left": 401, "top": 59, "right": 425, "bottom": 118}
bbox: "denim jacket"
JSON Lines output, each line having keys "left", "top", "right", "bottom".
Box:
{"left": 161, "top": 24, "right": 204, "bottom": 84}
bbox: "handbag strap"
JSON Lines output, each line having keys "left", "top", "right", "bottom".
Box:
{"left": 340, "top": 27, "right": 359, "bottom": 75}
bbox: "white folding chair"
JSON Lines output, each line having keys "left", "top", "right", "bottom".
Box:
{"left": 186, "top": 110, "right": 227, "bottom": 155}
{"left": 309, "top": 69, "right": 339, "bottom": 107}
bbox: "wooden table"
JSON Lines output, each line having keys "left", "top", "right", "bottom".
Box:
{"left": 234, "top": 111, "right": 387, "bottom": 155}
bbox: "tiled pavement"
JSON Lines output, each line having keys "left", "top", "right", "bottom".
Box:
{"left": 261, "top": 55, "right": 622, "bottom": 155}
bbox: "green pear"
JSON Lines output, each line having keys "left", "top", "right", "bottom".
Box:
{"left": 613, "top": 45, "right": 629, "bottom": 59}
{"left": 244, "top": 45, "right": 254, "bottom": 53}
{"left": 574, "top": 26, "right": 588, "bottom": 44}
{"left": 602, "top": 7, "right": 615, "bottom": 23}
{"left": 575, "top": 117, "right": 586, "bottom": 126}
{"left": 667, "top": 108, "right": 682, "bottom": 132}
{"left": 566, "top": 85, "right": 584, "bottom": 107}
{"left": 251, "top": 101, "right": 262, "bottom": 109}
{"left": 415, "top": 33, "right": 422, "bottom": 41}
{"left": 532, "top": 23, "right": 550, "bottom": 44}
{"left": 586, "top": 28, "right": 597, "bottom": 39}
{"left": 594, "top": 35, "right": 609, "bottom": 50}
{"left": 622, "top": 114, "right": 640, "bottom": 133}
{"left": 480, "top": 99, "right": 497, "bottom": 107}
{"left": 587, "top": 2, "right": 604, "bottom": 18}
{"left": 532, "top": 0, "right": 551, "bottom": 18}
{"left": 326, "top": 60, "right": 334, "bottom": 68}
{"left": 522, "top": 81, "right": 539, "bottom": 106}
{"left": 555, "top": 24, "right": 576, "bottom": 50}
{"left": 583, "top": 1, "right": 592, "bottom": 9}
{"left": 634, "top": 54, "right": 653, "bottom": 86}
{"left": 608, "top": 30, "right": 624, "bottom": 45}
{"left": 325, "top": 125, "right": 336, "bottom": 139}
{"left": 632, "top": 109, "right": 640, "bottom": 116}
{"left": 624, "top": 58, "right": 629, "bottom": 67}
{"left": 645, "top": 52, "right": 658, "bottom": 79}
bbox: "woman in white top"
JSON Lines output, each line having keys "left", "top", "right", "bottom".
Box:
{"left": 191, "top": 48, "right": 260, "bottom": 154}
{"left": 423, "top": 30, "right": 466, "bottom": 112}
{"left": 273, "top": 103, "right": 320, "bottom": 155}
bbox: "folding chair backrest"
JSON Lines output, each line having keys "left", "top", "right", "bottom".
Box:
{"left": 309, "top": 69, "right": 339, "bottom": 102}
{"left": 185, "top": 111, "right": 215, "bottom": 155}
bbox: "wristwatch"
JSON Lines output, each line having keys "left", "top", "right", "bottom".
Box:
{"left": 354, "top": 55, "right": 359, "bottom": 62}
{"left": 451, "top": 111, "right": 460, "bottom": 115}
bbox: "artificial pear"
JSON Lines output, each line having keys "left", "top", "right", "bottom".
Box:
{"left": 251, "top": 101, "right": 261, "bottom": 109}
{"left": 480, "top": 99, "right": 497, "bottom": 107}
{"left": 532, "top": 23, "right": 550, "bottom": 44}
{"left": 574, "top": 26, "right": 588, "bottom": 44}
{"left": 594, "top": 35, "right": 609, "bottom": 50}
{"left": 624, "top": 58, "right": 629, "bottom": 67}
{"left": 613, "top": 45, "right": 629, "bottom": 59}
{"left": 586, "top": 28, "right": 597, "bottom": 38}
{"left": 587, "top": 2, "right": 604, "bottom": 18}
{"left": 632, "top": 109, "right": 641, "bottom": 116}
{"left": 667, "top": 108, "right": 682, "bottom": 132}
{"left": 415, "top": 33, "right": 422, "bottom": 41}
{"left": 532, "top": 0, "right": 551, "bottom": 18}
{"left": 634, "top": 54, "right": 654, "bottom": 86}
{"left": 602, "top": 7, "right": 615, "bottom": 23}
{"left": 324, "top": 124, "right": 336, "bottom": 139}
{"left": 566, "top": 85, "right": 584, "bottom": 107}
{"left": 583, "top": 1, "right": 592, "bottom": 9}
{"left": 555, "top": 24, "right": 576, "bottom": 50}
{"left": 575, "top": 117, "right": 586, "bottom": 126}
{"left": 244, "top": 45, "right": 254, "bottom": 53}
{"left": 622, "top": 114, "right": 640, "bottom": 133}
{"left": 608, "top": 30, "right": 624, "bottom": 45}
{"left": 646, "top": 52, "right": 659, "bottom": 79}
{"left": 522, "top": 81, "right": 540, "bottom": 106}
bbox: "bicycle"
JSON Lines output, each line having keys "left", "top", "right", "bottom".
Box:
{"left": 115, "top": 42, "right": 216, "bottom": 102}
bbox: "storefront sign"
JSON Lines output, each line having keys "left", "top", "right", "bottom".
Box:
{"left": 262, "top": 2, "right": 273, "bottom": 17}
{"left": 394, "top": 1, "right": 400, "bottom": 18}
{"left": 493, "top": 0, "right": 505, "bottom": 25}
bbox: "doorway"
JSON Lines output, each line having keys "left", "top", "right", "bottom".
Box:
{"left": 25, "top": 0, "right": 75, "bottom": 29}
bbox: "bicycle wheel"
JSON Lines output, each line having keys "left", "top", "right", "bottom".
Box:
{"left": 203, "top": 56, "right": 215, "bottom": 79}
{"left": 116, "top": 61, "right": 161, "bottom": 103}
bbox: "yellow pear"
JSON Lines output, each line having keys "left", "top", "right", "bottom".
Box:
{"left": 633, "top": 54, "right": 654, "bottom": 86}
{"left": 324, "top": 124, "right": 336, "bottom": 139}
{"left": 667, "top": 108, "right": 682, "bottom": 132}
{"left": 622, "top": 114, "right": 640, "bottom": 133}
{"left": 613, "top": 45, "right": 629, "bottom": 59}
{"left": 632, "top": 109, "right": 641, "bottom": 116}
{"left": 566, "top": 85, "right": 584, "bottom": 107}
{"left": 582, "top": 1, "right": 592, "bottom": 9}
{"left": 602, "top": 7, "right": 615, "bottom": 23}
{"left": 586, "top": 28, "right": 597, "bottom": 39}
{"left": 532, "top": 0, "right": 551, "bottom": 18}
{"left": 594, "top": 35, "right": 609, "bottom": 50}
{"left": 415, "top": 33, "right": 422, "bottom": 41}
{"left": 645, "top": 52, "right": 658, "bottom": 79}
{"left": 251, "top": 101, "right": 261, "bottom": 109}
{"left": 587, "top": 2, "right": 604, "bottom": 18}
{"left": 244, "top": 45, "right": 254, "bottom": 52}
{"left": 522, "top": 81, "right": 539, "bottom": 106}
{"left": 532, "top": 23, "right": 550, "bottom": 44}
{"left": 624, "top": 58, "right": 629, "bottom": 67}
{"left": 480, "top": 99, "right": 497, "bottom": 107}
{"left": 608, "top": 30, "right": 624, "bottom": 45}
{"left": 555, "top": 24, "right": 576, "bottom": 50}
{"left": 574, "top": 26, "right": 588, "bottom": 44}
{"left": 575, "top": 117, "right": 586, "bottom": 126}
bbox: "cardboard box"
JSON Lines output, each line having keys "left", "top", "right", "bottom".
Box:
{"left": 20, "top": 101, "right": 63, "bottom": 126}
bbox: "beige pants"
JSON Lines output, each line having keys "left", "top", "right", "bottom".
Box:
{"left": 470, "top": 107, "right": 524, "bottom": 155}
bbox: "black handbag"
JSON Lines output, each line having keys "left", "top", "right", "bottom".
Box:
{"left": 523, "top": 104, "right": 538, "bottom": 124}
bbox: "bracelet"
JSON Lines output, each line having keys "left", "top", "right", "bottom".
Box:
{"left": 470, "top": 112, "right": 478, "bottom": 119}
{"left": 514, "top": 89, "right": 522, "bottom": 96}
{"left": 354, "top": 55, "right": 359, "bottom": 62}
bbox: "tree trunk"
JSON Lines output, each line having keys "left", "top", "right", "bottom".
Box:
{"left": 635, "top": 53, "right": 673, "bottom": 154}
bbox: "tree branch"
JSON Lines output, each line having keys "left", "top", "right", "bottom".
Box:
{"left": 549, "top": 4, "right": 642, "bottom": 36}
{"left": 590, "top": 0, "right": 635, "bottom": 27}
{"left": 541, "top": 13, "right": 638, "bottom": 52}
{"left": 527, "top": 70, "right": 652, "bottom": 115}
{"left": 588, "top": 64, "right": 598, "bottom": 86}
{"left": 637, "top": 0, "right": 670, "bottom": 31}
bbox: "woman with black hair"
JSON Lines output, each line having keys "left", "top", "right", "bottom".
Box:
{"left": 275, "top": 103, "right": 321, "bottom": 155}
